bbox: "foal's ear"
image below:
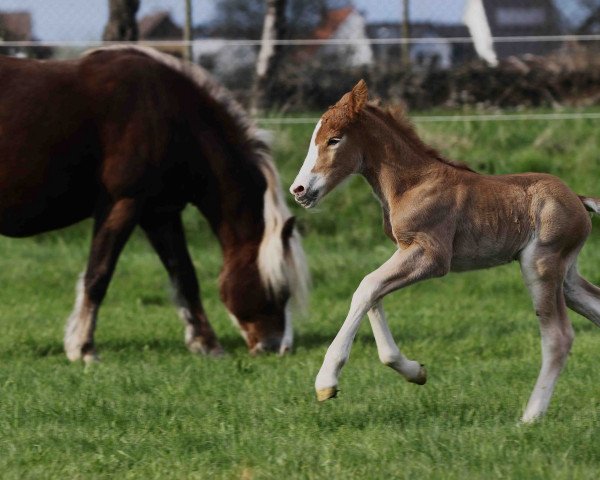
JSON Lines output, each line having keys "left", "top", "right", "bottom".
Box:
{"left": 281, "top": 216, "right": 296, "bottom": 249}
{"left": 350, "top": 79, "right": 368, "bottom": 114}
{"left": 334, "top": 79, "right": 369, "bottom": 119}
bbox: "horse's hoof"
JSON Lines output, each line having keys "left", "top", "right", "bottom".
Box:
{"left": 208, "top": 345, "right": 225, "bottom": 357}
{"left": 408, "top": 364, "right": 427, "bottom": 385}
{"left": 83, "top": 351, "right": 100, "bottom": 364}
{"left": 316, "top": 386, "right": 338, "bottom": 402}
{"left": 65, "top": 348, "right": 81, "bottom": 362}
{"left": 187, "top": 338, "right": 224, "bottom": 357}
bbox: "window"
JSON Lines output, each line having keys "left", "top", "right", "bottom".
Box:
{"left": 496, "top": 7, "right": 546, "bottom": 27}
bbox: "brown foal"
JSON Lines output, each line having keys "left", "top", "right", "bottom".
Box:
{"left": 290, "top": 80, "right": 600, "bottom": 422}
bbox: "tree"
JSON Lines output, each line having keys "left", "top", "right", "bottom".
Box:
{"left": 251, "top": 0, "right": 287, "bottom": 113}
{"left": 576, "top": 0, "right": 600, "bottom": 33}
{"left": 103, "top": 0, "right": 140, "bottom": 41}
{"left": 212, "top": 0, "right": 325, "bottom": 39}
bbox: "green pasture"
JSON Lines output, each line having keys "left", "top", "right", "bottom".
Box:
{"left": 1, "top": 114, "right": 599, "bottom": 479}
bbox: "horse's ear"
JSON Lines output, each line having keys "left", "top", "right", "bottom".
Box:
{"left": 351, "top": 79, "right": 368, "bottom": 114}
{"left": 333, "top": 79, "right": 368, "bottom": 120}
{"left": 281, "top": 216, "right": 296, "bottom": 249}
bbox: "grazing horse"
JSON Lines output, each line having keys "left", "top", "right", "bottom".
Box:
{"left": 0, "top": 46, "right": 308, "bottom": 361}
{"left": 290, "top": 80, "right": 600, "bottom": 422}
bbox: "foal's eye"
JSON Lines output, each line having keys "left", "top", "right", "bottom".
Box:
{"left": 327, "top": 137, "right": 341, "bottom": 147}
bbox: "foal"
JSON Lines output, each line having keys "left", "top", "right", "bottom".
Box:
{"left": 290, "top": 80, "right": 600, "bottom": 422}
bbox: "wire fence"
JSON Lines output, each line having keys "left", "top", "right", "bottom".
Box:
{"left": 2, "top": 0, "right": 600, "bottom": 116}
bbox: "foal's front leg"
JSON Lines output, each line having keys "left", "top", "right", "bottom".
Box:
{"left": 368, "top": 302, "right": 426, "bottom": 384}
{"left": 64, "top": 198, "right": 140, "bottom": 362}
{"left": 141, "top": 213, "right": 223, "bottom": 356}
{"left": 316, "top": 244, "right": 447, "bottom": 401}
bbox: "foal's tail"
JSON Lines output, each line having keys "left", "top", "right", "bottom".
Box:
{"left": 579, "top": 195, "right": 600, "bottom": 214}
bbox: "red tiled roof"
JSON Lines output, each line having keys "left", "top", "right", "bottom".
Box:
{"left": 313, "top": 7, "right": 354, "bottom": 40}
{"left": 138, "top": 11, "right": 170, "bottom": 38}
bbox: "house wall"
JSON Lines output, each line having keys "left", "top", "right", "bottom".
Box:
{"left": 328, "top": 10, "right": 373, "bottom": 67}
{"left": 483, "top": 0, "right": 563, "bottom": 58}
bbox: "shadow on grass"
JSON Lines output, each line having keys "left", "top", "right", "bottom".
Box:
{"left": 0, "top": 333, "right": 252, "bottom": 361}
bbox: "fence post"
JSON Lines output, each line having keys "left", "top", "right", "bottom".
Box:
{"left": 184, "top": 0, "right": 193, "bottom": 61}
{"left": 402, "top": 0, "right": 411, "bottom": 69}
{"left": 103, "top": 0, "right": 140, "bottom": 41}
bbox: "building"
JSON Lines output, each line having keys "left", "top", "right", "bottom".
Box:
{"left": 0, "top": 10, "right": 51, "bottom": 58}
{"left": 138, "top": 11, "right": 182, "bottom": 40}
{"left": 138, "top": 11, "right": 184, "bottom": 56}
{"left": 0, "top": 11, "right": 32, "bottom": 41}
{"left": 482, "top": 0, "right": 563, "bottom": 58}
{"left": 367, "top": 21, "right": 474, "bottom": 70}
{"left": 305, "top": 6, "right": 373, "bottom": 67}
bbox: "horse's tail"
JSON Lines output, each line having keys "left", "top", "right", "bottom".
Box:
{"left": 579, "top": 195, "right": 600, "bottom": 215}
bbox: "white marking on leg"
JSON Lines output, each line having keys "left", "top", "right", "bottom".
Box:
{"left": 315, "top": 274, "right": 377, "bottom": 392}
{"left": 279, "top": 303, "right": 294, "bottom": 355}
{"left": 367, "top": 302, "right": 425, "bottom": 383}
{"left": 521, "top": 325, "right": 573, "bottom": 423}
{"left": 315, "top": 245, "right": 444, "bottom": 399}
{"left": 519, "top": 242, "right": 573, "bottom": 423}
{"left": 171, "top": 286, "right": 208, "bottom": 354}
{"left": 64, "top": 274, "right": 98, "bottom": 363}
{"left": 564, "top": 266, "right": 600, "bottom": 327}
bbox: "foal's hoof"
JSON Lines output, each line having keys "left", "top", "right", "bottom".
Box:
{"left": 408, "top": 364, "right": 427, "bottom": 385}
{"left": 316, "top": 386, "right": 339, "bottom": 402}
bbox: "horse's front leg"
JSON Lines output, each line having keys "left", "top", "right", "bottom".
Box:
{"left": 315, "top": 244, "right": 448, "bottom": 401}
{"left": 141, "top": 213, "right": 223, "bottom": 356}
{"left": 368, "top": 301, "right": 427, "bottom": 384}
{"left": 64, "top": 198, "right": 140, "bottom": 363}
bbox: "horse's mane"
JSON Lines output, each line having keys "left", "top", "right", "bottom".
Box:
{"left": 366, "top": 103, "right": 476, "bottom": 173}
{"left": 84, "top": 46, "right": 309, "bottom": 312}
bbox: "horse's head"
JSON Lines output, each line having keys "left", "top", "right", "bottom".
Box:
{"left": 220, "top": 159, "right": 309, "bottom": 355}
{"left": 290, "top": 79, "right": 369, "bottom": 208}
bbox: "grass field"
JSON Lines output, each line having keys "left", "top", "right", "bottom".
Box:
{"left": 1, "top": 114, "right": 600, "bottom": 479}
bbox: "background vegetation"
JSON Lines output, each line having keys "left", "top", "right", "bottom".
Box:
{"left": 0, "top": 115, "right": 599, "bottom": 479}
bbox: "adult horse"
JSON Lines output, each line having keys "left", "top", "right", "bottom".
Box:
{"left": 0, "top": 46, "right": 308, "bottom": 361}
{"left": 290, "top": 80, "right": 600, "bottom": 422}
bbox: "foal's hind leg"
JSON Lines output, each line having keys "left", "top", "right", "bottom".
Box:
{"left": 64, "top": 199, "right": 139, "bottom": 362}
{"left": 520, "top": 244, "right": 575, "bottom": 423}
{"left": 141, "top": 213, "right": 223, "bottom": 356}
{"left": 368, "top": 302, "right": 426, "bottom": 384}
{"left": 564, "top": 264, "right": 600, "bottom": 327}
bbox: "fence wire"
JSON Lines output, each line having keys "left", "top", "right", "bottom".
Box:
{"left": 2, "top": 1, "right": 600, "bottom": 115}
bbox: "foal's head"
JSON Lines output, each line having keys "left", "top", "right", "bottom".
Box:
{"left": 290, "top": 80, "right": 369, "bottom": 208}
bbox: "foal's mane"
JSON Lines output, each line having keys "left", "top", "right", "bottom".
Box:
{"left": 366, "top": 103, "right": 476, "bottom": 173}
{"left": 85, "top": 46, "right": 308, "bottom": 312}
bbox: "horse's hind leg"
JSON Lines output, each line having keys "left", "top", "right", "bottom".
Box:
{"left": 141, "top": 213, "right": 223, "bottom": 356}
{"left": 520, "top": 244, "right": 575, "bottom": 423}
{"left": 64, "top": 198, "right": 139, "bottom": 362}
{"left": 564, "top": 264, "right": 600, "bottom": 327}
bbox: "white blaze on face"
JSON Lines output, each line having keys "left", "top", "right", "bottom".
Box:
{"left": 228, "top": 311, "right": 249, "bottom": 342}
{"left": 290, "top": 120, "right": 326, "bottom": 200}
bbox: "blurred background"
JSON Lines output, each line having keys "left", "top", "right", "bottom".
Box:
{"left": 2, "top": 0, "right": 600, "bottom": 114}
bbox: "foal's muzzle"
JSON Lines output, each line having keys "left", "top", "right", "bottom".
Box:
{"left": 289, "top": 177, "right": 323, "bottom": 209}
